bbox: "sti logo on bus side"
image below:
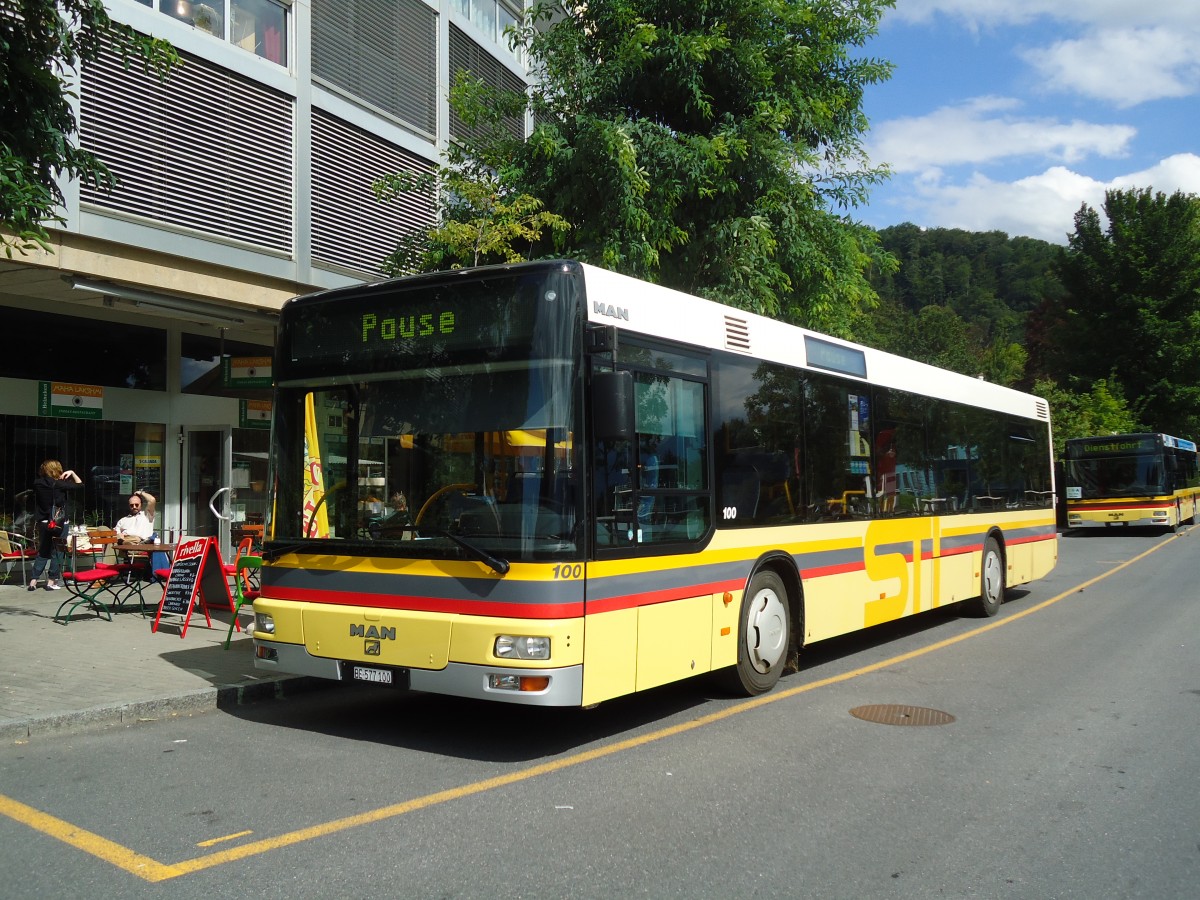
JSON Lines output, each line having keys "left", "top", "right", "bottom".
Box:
{"left": 593, "top": 301, "right": 629, "bottom": 321}
{"left": 350, "top": 624, "right": 396, "bottom": 641}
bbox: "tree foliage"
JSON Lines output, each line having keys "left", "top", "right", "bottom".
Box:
{"left": 860, "top": 224, "right": 1062, "bottom": 386}
{"left": 0, "top": 0, "right": 178, "bottom": 255}
{"left": 1039, "top": 188, "right": 1200, "bottom": 438}
{"left": 380, "top": 0, "right": 897, "bottom": 335}
{"left": 1033, "top": 378, "right": 1141, "bottom": 458}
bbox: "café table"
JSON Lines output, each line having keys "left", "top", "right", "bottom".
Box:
{"left": 111, "top": 541, "right": 179, "bottom": 616}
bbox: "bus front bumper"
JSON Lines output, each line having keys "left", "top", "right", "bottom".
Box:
{"left": 252, "top": 640, "right": 585, "bottom": 707}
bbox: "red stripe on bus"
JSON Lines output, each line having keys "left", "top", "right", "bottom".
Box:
{"left": 799, "top": 560, "right": 867, "bottom": 578}
{"left": 1006, "top": 532, "right": 1056, "bottom": 547}
{"left": 585, "top": 579, "right": 746, "bottom": 615}
{"left": 1072, "top": 502, "right": 1168, "bottom": 511}
{"left": 266, "top": 585, "right": 584, "bottom": 619}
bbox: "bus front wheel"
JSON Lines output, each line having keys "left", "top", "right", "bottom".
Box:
{"left": 720, "top": 570, "right": 791, "bottom": 695}
{"left": 964, "top": 536, "right": 1005, "bottom": 617}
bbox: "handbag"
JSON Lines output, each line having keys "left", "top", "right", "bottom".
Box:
{"left": 45, "top": 502, "right": 68, "bottom": 535}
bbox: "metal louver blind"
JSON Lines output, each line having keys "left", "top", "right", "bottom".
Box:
{"left": 311, "top": 109, "right": 434, "bottom": 276}
{"left": 312, "top": 0, "right": 437, "bottom": 136}
{"left": 449, "top": 25, "right": 527, "bottom": 143}
{"left": 79, "top": 42, "right": 294, "bottom": 253}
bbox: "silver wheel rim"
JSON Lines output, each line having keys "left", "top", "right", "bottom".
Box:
{"left": 745, "top": 585, "right": 787, "bottom": 673}
{"left": 982, "top": 549, "right": 1003, "bottom": 605}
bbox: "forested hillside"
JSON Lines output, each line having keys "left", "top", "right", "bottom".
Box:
{"left": 859, "top": 223, "right": 1064, "bottom": 387}
{"left": 860, "top": 187, "right": 1200, "bottom": 446}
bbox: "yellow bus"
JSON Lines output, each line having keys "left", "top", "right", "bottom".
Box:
{"left": 250, "top": 261, "right": 1058, "bottom": 705}
{"left": 1064, "top": 433, "right": 1200, "bottom": 530}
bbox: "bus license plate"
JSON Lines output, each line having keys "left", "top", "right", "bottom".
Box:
{"left": 352, "top": 666, "right": 392, "bottom": 685}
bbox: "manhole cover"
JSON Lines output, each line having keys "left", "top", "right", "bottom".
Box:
{"left": 849, "top": 704, "right": 955, "bottom": 726}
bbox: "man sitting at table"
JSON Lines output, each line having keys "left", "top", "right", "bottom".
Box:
{"left": 114, "top": 489, "right": 156, "bottom": 545}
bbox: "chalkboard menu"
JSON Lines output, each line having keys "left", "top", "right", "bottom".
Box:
{"left": 153, "top": 537, "right": 233, "bottom": 637}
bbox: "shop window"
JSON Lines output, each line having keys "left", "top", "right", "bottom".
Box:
{"left": 0, "top": 309, "right": 165, "bottom": 391}
{"left": 0, "top": 417, "right": 165, "bottom": 538}
{"left": 182, "top": 333, "right": 273, "bottom": 397}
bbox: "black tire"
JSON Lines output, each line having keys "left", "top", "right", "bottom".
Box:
{"left": 964, "top": 535, "right": 1004, "bottom": 617}
{"left": 719, "top": 569, "right": 791, "bottom": 695}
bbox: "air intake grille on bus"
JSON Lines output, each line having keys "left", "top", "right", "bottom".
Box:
{"left": 1035, "top": 400, "right": 1049, "bottom": 420}
{"left": 725, "top": 316, "right": 751, "bottom": 353}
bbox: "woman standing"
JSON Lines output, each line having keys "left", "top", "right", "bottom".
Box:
{"left": 30, "top": 459, "right": 82, "bottom": 591}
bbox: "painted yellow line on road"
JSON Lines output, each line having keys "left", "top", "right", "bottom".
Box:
{"left": 0, "top": 794, "right": 183, "bottom": 882}
{"left": 197, "top": 830, "right": 254, "bottom": 847}
{"left": 0, "top": 533, "right": 1177, "bottom": 881}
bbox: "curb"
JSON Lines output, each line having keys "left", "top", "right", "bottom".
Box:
{"left": 1, "top": 675, "right": 330, "bottom": 742}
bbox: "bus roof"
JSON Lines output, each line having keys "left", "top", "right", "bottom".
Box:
{"left": 578, "top": 262, "right": 1049, "bottom": 422}
{"left": 282, "top": 259, "right": 1050, "bottom": 423}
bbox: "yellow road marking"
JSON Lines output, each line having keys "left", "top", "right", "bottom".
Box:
{"left": 0, "top": 533, "right": 1176, "bottom": 881}
{"left": 0, "top": 794, "right": 183, "bottom": 882}
{"left": 197, "top": 830, "right": 254, "bottom": 847}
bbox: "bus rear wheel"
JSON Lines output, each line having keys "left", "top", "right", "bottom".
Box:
{"left": 720, "top": 570, "right": 790, "bottom": 695}
{"left": 964, "top": 536, "right": 1004, "bottom": 617}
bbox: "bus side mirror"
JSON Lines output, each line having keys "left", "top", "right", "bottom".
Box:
{"left": 592, "top": 370, "right": 634, "bottom": 442}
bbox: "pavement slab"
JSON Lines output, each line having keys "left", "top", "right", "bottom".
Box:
{"left": 0, "top": 576, "right": 308, "bottom": 742}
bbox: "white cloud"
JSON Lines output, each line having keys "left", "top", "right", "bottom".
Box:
{"left": 887, "top": 0, "right": 1200, "bottom": 30}
{"left": 869, "top": 98, "right": 1136, "bottom": 173}
{"left": 1111, "top": 152, "right": 1200, "bottom": 193}
{"left": 1022, "top": 27, "right": 1200, "bottom": 107}
{"left": 912, "top": 168, "right": 1105, "bottom": 242}
{"left": 882, "top": 2, "right": 1200, "bottom": 108}
{"left": 879, "top": 153, "right": 1200, "bottom": 243}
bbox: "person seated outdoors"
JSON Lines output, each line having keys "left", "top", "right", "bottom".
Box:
{"left": 371, "top": 491, "right": 413, "bottom": 540}
{"left": 114, "top": 489, "right": 156, "bottom": 544}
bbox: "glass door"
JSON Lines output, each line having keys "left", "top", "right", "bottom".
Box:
{"left": 185, "top": 427, "right": 231, "bottom": 555}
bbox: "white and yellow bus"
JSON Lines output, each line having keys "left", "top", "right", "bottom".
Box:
{"left": 1064, "top": 433, "right": 1200, "bottom": 530}
{"left": 251, "top": 261, "right": 1058, "bottom": 706}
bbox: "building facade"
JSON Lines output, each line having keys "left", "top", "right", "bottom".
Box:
{"left": 0, "top": 0, "right": 528, "bottom": 559}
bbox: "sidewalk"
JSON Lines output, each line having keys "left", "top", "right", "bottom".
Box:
{"left": 0, "top": 576, "right": 311, "bottom": 742}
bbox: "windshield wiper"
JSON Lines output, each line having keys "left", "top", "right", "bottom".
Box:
{"left": 429, "top": 529, "right": 510, "bottom": 576}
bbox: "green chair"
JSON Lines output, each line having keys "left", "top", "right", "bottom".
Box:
{"left": 223, "top": 554, "right": 262, "bottom": 649}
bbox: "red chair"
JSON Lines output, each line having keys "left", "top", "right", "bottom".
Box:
{"left": 223, "top": 537, "right": 255, "bottom": 594}
{"left": 1, "top": 530, "right": 36, "bottom": 584}
{"left": 91, "top": 529, "right": 155, "bottom": 616}
{"left": 58, "top": 531, "right": 122, "bottom": 623}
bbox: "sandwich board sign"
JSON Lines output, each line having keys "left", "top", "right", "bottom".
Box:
{"left": 152, "top": 536, "right": 233, "bottom": 637}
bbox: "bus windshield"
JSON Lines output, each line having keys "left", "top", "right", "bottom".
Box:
{"left": 268, "top": 266, "right": 584, "bottom": 563}
{"left": 1067, "top": 451, "right": 1164, "bottom": 498}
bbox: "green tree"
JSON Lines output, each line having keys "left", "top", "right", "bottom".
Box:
{"left": 381, "top": 0, "right": 897, "bottom": 336}
{"left": 0, "top": 0, "right": 178, "bottom": 255}
{"left": 1033, "top": 377, "right": 1141, "bottom": 458}
{"left": 1046, "top": 188, "right": 1200, "bottom": 438}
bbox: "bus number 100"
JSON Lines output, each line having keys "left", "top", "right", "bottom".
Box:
{"left": 552, "top": 564, "right": 583, "bottom": 580}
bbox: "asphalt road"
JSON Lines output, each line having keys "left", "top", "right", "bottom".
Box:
{"left": 1, "top": 526, "right": 1197, "bottom": 899}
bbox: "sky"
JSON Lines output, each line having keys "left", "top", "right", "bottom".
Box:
{"left": 857, "top": 0, "right": 1200, "bottom": 243}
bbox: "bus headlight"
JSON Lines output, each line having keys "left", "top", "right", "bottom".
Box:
{"left": 255, "top": 613, "right": 275, "bottom": 635}
{"left": 494, "top": 635, "right": 551, "bottom": 660}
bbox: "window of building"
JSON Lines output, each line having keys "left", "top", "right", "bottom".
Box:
{"left": 0, "top": 416, "right": 165, "bottom": 537}
{"left": 0, "top": 308, "right": 166, "bottom": 391}
{"left": 148, "top": 0, "right": 288, "bottom": 66}
{"left": 449, "top": 24, "right": 528, "bottom": 143}
{"left": 311, "top": 0, "right": 438, "bottom": 136}
{"left": 181, "top": 333, "right": 274, "bottom": 397}
{"left": 453, "top": 0, "right": 524, "bottom": 60}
